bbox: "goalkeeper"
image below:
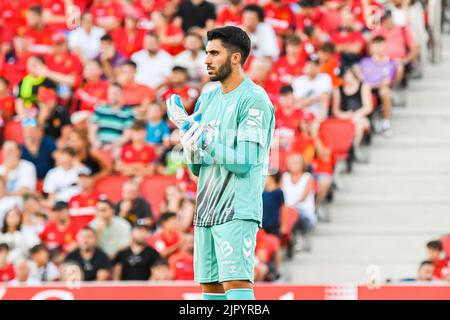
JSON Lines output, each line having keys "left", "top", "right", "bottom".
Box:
{"left": 166, "top": 26, "right": 275, "bottom": 300}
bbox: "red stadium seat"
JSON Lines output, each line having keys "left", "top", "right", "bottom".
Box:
{"left": 442, "top": 235, "right": 450, "bottom": 258}
{"left": 140, "top": 175, "right": 178, "bottom": 221}
{"left": 4, "top": 121, "right": 24, "bottom": 144}
{"left": 94, "top": 175, "right": 128, "bottom": 203}
{"left": 280, "top": 206, "right": 299, "bottom": 246}
{"left": 319, "top": 118, "right": 355, "bottom": 163}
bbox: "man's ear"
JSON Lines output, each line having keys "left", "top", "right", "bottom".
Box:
{"left": 231, "top": 52, "right": 242, "bottom": 66}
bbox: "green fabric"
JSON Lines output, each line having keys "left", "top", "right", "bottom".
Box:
{"left": 202, "top": 293, "right": 227, "bottom": 300}
{"left": 20, "top": 75, "right": 46, "bottom": 107}
{"left": 225, "top": 288, "right": 255, "bottom": 300}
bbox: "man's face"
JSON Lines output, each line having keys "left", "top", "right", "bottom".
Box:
{"left": 55, "top": 209, "right": 70, "bottom": 223}
{"left": 26, "top": 57, "right": 42, "bottom": 76}
{"left": 370, "top": 41, "right": 386, "bottom": 57}
{"left": 279, "top": 92, "right": 294, "bottom": 109}
{"left": 303, "top": 61, "right": 319, "bottom": 77}
{"left": 26, "top": 11, "right": 41, "bottom": 28}
{"left": 96, "top": 202, "right": 113, "bottom": 220}
{"left": 2, "top": 142, "right": 20, "bottom": 161}
{"left": 427, "top": 248, "right": 441, "bottom": 261}
{"left": 286, "top": 43, "right": 300, "bottom": 57}
{"left": 205, "top": 39, "right": 233, "bottom": 82}
{"left": 32, "top": 250, "right": 49, "bottom": 266}
{"left": 418, "top": 264, "right": 434, "bottom": 281}
{"left": 184, "top": 34, "right": 203, "bottom": 51}
{"left": 130, "top": 128, "right": 146, "bottom": 144}
{"left": 131, "top": 227, "right": 148, "bottom": 245}
{"left": 56, "top": 152, "right": 73, "bottom": 167}
{"left": 81, "top": 13, "right": 94, "bottom": 29}
{"left": 242, "top": 11, "right": 259, "bottom": 31}
{"left": 171, "top": 70, "right": 187, "bottom": 86}
{"left": 23, "top": 126, "right": 42, "bottom": 143}
{"left": 78, "top": 230, "right": 96, "bottom": 250}
{"left": 107, "top": 85, "right": 122, "bottom": 105}
{"left": 144, "top": 35, "right": 159, "bottom": 53}
{"left": 118, "top": 65, "right": 136, "bottom": 84}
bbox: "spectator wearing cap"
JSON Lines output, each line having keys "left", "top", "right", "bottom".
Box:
{"left": 68, "top": 12, "right": 106, "bottom": 63}
{"left": 43, "top": 32, "right": 83, "bottom": 101}
{"left": 67, "top": 128, "right": 112, "bottom": 180}
{"left": 68, "top": 170, "right": 99, "bottom": 234}
{"left": 0, "top": 243, "right": 15, "bottom": 282}
{"left": 0, "top": 140, "right": 37, "bottom": 196}
{"left": 39, "top": 201, "right": 78, "bottom": 260}
{"left": 116, "top": 179, "right": 154, "bottom": 228}
{"left": 358, "top": 35, "right": 397, "bottom": 136}
{"left": 332, "top": 67, "right": 372, "bottom": 162}
{"left": 175, "top": 0, "right": 216, "bottom": 35}
{"left": 426, "top": 240, "right": 449, "bottom": 281}
{"left": 89, "top": 198, "right": 131, "bottom": 259}
{"left": 152, "top": 11, "right": 185, "bottom": 57}
{"left": 148, "top": 212, "right": 182, "bottom": 258}
{"left": 168, "top": 232, "right": 194, "bottom": 280}
{"left": 273, "top": 35, "right": 306, "bottom": 85}
{"left": 292, "top": 55, "right": 332, "bottom": 120}
{"left": 36, "top": 87, "right": 71, "bottom": 141}
{"left": 330, "top": 10, "right": 366, "bottom": 70}
{"left": 15, "top": 55, "right": 56, "bottom": 117}
{"left": 216, "top": 0, "right": 243, "bottom": 26}
{"left": 241, "top": 4, "right": 279, "bottom": 60}
{"left": 89, "top": 0, "right": 125, "bottom": 32}
{"left": 21, "top": 123, "right": 57, "bottom": 180}
{"left": 117, "top": 60, "right": 156, "bottom": 109}
{"left": 111, "top": 14, "right": 146, "bottom": 58}
{"left": 65, "top": 226, "right": 112, "bottom": 281}
{"left": 0, "top": 77, "right": 16, "bottom": 122}
{"left": 112, "top": 223, "right": 160, "bottom": 280}
{"left": 42, "top": 146, "right": 90, "bottom": 206}
{"left": 131, "top": 32, "right": 174, "bottom": 90}
{"left": 96, "top": 33, "right": 128, "bottom": 82}
{"left": 371, "top": 9, "right": 420, "bottom": 87}
{"left": 160, "top": 66, "right": 199, "bottom": 114}
{"left": 72, "top": 60, "right": 109, "bottom": 112}
{"left": 88, "top": 82, "right": 135, "bottom": 151}
{"left": 28, "top": 244, "right": 60, "bottom": 282}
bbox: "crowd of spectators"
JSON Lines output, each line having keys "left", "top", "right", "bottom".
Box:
{"left": 0, "top": 0, "right": 436, "bottom": 284}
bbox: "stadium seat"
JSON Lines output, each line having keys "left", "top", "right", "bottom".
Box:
{"left": 280, "top": 206, "right": 299, "bottom": 246}
{"left": 94, "top": 175, "right": 129, "bottom": 203}
{"left": 318, "top": 118, "right": 355, "bottom": 164}
{"left": 140, "top": 175, "right": 178, "bottom": 221}
{"left": 4, "top": 120, "right": 24, "bottom": 144}
{"left": 442, "top": 235, "right": 450, "bottom": 257}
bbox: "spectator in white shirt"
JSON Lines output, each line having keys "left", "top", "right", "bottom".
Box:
{"left": 131, "top": 32, "right": 173, "bottom": 90}
{"left": 68, "top": 12, "right": 106, "bottom": 63}
{"left": 174, "top": 30, "right": 208, "bottom": 87}
{"left": 0, "top": 176, "right": 23, "bottom": 230}
{"left": 0, "top": 141, "right": 37, "bottom": 196}
{"left": 28, "top": 244, "right": 60, "bottom": 282}
{"left": 292, "top": 55, "right": 332, "bottom": 120}
{"left": 43, "top": 147, "right": 90, "bottom": 207}
{"left": 9, "top": 259, "right": 40, "bottom": 285}
{"left": 241, "top": 5, "right": 279, "bottom": 60}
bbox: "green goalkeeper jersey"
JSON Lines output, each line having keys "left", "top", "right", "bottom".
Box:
{"left": 192, "top": 77, "right": 275, "bottom": 227}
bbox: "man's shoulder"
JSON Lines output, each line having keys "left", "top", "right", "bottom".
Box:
{"left": 240, "top": 79, "right": 274, "bottom": 109}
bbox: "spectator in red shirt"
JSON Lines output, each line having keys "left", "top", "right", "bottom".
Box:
{"left": 72, "top": 60, "right": 109, "bottom": 112}
{"left": 0, "top": 34, "right": 32, "bottom": 90}
{"left": 161, "top": 66, "right": 199, "bottom": 114}
{"left": 152, "top": 11, "right": 185, "bottom": 57}
{"left": 89, "top": 0, "right": 125, "bottom": 32}
{"left": 148, "top": 212, "right": 182, "bottom": 258}
{"left": 42, "top": 0, "right": 70, "bottom": 32}
{"left": 68, "top": 171, "right": 99, "bottom": 234}
{"left": 264, "top": 0, "right": 295, "bottom": 37}
{"left": 318, "top": 0, "right": 344, "bottom": 36}
{"left": 331, "top": 10, "right": 366, "bottom": 69}
{"left": 247, "top": 56, "right": 281, "bottom": 102}
{"left": 117, "top": 60, "right": 155, "bottom": 108}
{"left": 20, "top": 5, "right": 55, "bottom": 54}
{"left": 0, "top": 0, "right": 39, "bottom": 43}
{"left": 0, "top": 77, "right": 15, "bottom": 122}
{"left": 116, "top": 120, "right": 157, "bottom": 177}
{"left": 426, "top": 240, "right": 449, "bottom": 280}
{"left": 40, "top": 201, "right": 78, "bottom": 261}
{"left": 0, "top": 243, "right": 15, "bottom": 282}
{"left": 216, "top": 0, "right": 243, "bottom": 26}
{"left": 168, "top": 232, "right": 194, "bottom": 280}
{"left": 273, "top": 34, "right": 305, "bottom": 85}
{"left": 111, "top": 14, "right": 146, "bottom": 58}
{"left": 295, "top": 0, "right": 322, "bottom": 39}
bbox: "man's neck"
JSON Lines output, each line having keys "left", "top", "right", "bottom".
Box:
{"left": 221, "top": 69, "right": 245, "bottom": 94}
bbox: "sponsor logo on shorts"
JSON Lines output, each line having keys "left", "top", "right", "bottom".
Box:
{"left": 220, "top": 241, "right": 234, "bottom": 258}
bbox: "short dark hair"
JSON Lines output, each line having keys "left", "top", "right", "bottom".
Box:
{"left": 207, "top": 26, "right": 251, "bottom": 66}
{"left": 243, "top": 4, "right": 265, "bottom": 22}
{"left": 159, "top": 212, "right": 177, "bottom": 224}
{"left": 110, "top": 82, "right": 122, "bottom": 90}
{"left": 319, "top": 42, "right": 335, "bottom": 54}
{"left": 420, "top": 260, "right": 434, "bottom": 268}
{"left": 28, "top": 5, "right": 43, "bottom": 15}
{"left": 0, "top": 76, "right": 10, "bottom": 87}
{"left": 153, "top": 258, "right": 169, "bottom": 267}
{"left": 131, "top": 120, "right": 147, "bottom": 131}
{"left": 30, "top": 55, "right": 45, "bottom": 64}
{"left": 269, "top": 171, "right": 282, "bottom": 184}
{"left": 427, "top": 240, "right": 442, "bottom": 251}
{"left": 285, "top": 34, "right": 301, "bottom": 46}
{"left": 303, "top": 25, "right": 316, "bottom": 38}
{"left": 97, "top": 198, "right": 115, "bottom": 210}
{"left": 79, "top": 225, "right": 96, "bottom": 235}
{"left": 279, "top": 84, "right": 293, "bottom": 95}
{"left": 60, "top": 146, "right": 76, "bottom": 157}
{"left": 122, "top": 60, "right": 137, "bottom": 69}
{"left": 100, "top": 34, "right": 113, "bottom": 42}
{"left": 371, "top": 35, "right": 386, "bottom": 43}
{"left": 30, "top": 243, "right": 48, "bottom": 256}
{"left": 0, "top": 242, "right": 9, "bottom": 252}
{"left": 172, "top": 65, "right": 189, "bottom": 75}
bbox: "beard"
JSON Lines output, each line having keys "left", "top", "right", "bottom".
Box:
{"left": 208, "top": 58, "right": 232, "bottom": 82}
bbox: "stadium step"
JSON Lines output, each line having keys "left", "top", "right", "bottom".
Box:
{"left": 283, "top": 34, "right": 450, "bottom": 285}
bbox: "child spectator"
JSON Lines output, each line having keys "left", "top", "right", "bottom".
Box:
{"left": 148, "top": 212, "right": 182, "bottom": 258}
{"left": 116, "top": 180, "right": 154, "bottom": 228}
{"left": 416, "top": 260, "right": 435, "bottom": 282}
{"left": 65, "top": 226, "right": 112, "bottom": 281}
{"left": 168, "top": 232, "right": 194, "bottom": 280}
{"left": 145, "top": 102, "right": 171, "bottom": 147}
{"left": 150, "top": 258, "right": 172, "bottom": 280}
{"left": 113, "top": 223, "right": 160, "bottom": 281}
{"left": 28, "top": 243, "right": 60, "bottom": 282}
{"left": 116, "top": 120, "right": 157, "bottom": 177}
{"left": 426, "top": 240, "right": 449, "bottom": 280}
{"left": 0, "top": 243, "right": 15, "bottom": 282}
{"left": 262, "top": 172, "right": 285, "bottom": 236}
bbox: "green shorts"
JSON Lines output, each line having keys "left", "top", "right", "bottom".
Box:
{"left": 194, "top": 219, "right": 258, "bottom": 284}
